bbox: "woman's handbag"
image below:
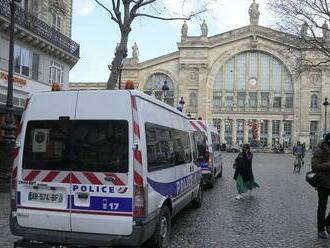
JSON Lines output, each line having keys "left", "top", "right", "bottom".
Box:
{"left": 305, "top": 171, "right": 327, "bottom": 188}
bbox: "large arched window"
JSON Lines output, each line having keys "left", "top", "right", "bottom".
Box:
{"left": 213, "top": 51, "right": 293, "bottom": 111}
{"left": 310, "top": 94, "right": 319, "bottom": 111}
{"left": 144, "top": 73, "right": 174, "bottom": 106}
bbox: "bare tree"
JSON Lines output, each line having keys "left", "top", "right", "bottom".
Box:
{"left": 95, "top": 0, "right": 209, "bottom": 89}
{"left": 268, "top": 0, "right": 330, "bottom": 68}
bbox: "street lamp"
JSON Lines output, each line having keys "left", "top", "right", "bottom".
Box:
{"left": 1, "top": 0, "right": 21, "bottom": 189}
{"left": 161, "top": 80, "right": 169, "bottom": 103}
{"left": 323, "top": 98, "right": 329, "bottom": 136}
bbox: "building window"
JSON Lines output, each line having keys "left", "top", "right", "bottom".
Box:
{"left": 14, "top": 45, "right": 39, "bottom": 79}
{"left": 14, "top": 45, "right": 30, "bottom": 77}
{"left": 49, "top": 60, "right": 64, "bottom": 86}
{"left": 261, "top": 93, "right": 269, "bottom": 108}
{"left": 285, "top": 93, "right": 293, "bottom": 109}
{"left": 237, "top": 92, "right": 245, "bottom": 107}
{"left": 249, "top": 92, "right": 257, "bottom": 108}
{"left": 225, "top": 93, "right": 233, "bottom": 110}
{"left": 310, "top": 94, "right": 319, "bottom": 111}
{"left": 213, "top": 91, "right": 222, "bottom": 110}
{"left": 225, "top": 119, "right": 232, "bottom": 145}
{"left": 144, "top": 73, "right": 175, "bottom": 106}
{"left": 51, "top": 13, "right": 62, "bottom": 32}
{"left": 272, "top": 120, "right": 280, "bottom": 136}
{"left": 237, "top": 53, "right": 246, "bottom": 90}
{"left": 273, "top": 95, "right": 281, "bottom": 109}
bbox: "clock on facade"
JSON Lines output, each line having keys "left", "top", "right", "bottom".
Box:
{"left": 248, "top": 77, "right": 258, "bottom": 90}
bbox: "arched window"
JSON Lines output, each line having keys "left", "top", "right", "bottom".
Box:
{"left": 310, "top": 94, "right": 319, "bottom": 111}
{"left": 212, "top": 51, "right": 293, "bottom": 112}
{"left": 144, "top": 73, "right": 174, "bottom": 106}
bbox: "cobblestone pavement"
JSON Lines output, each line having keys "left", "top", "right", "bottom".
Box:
{"left": 1, "top": 152, "right": 330, "bottom": 247}
{"left": 169, "top": 152, "right": 330, "bottom": 248}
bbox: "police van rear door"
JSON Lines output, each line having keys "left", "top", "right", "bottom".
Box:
{"left": 70, "top": 90, "right": 134, "bottom": 235}
{"left": 17, "top": 91, "right": 78, "bottom": 231}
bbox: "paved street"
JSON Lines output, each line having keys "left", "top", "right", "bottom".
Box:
{"left": 169, "top": 152, "right": 330, "bottom": 248}
{"left": 1, "top": 152, "right": 330, "bottom": 247}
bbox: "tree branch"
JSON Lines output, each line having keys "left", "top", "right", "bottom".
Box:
{"left": 94, "top": 0, "right": 119, "bottom": 24}
{"left": 135, "top": 10, "right": 207, "bottom": 21}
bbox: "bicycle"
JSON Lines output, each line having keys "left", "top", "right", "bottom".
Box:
{"left": 293, "top": 154, "right": 303, "bottom": 173}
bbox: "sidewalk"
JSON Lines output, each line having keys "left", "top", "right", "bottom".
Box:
{"left": 0, "top": 193, "right": 18, "bottom": 248}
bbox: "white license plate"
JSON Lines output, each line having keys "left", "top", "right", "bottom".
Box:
{"left": 28, "top": 192, "right": 64, "bottom": 203}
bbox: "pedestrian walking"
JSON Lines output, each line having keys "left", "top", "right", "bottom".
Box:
{"left": 293, "top": 141, "right": 305, "bottom": 172}
{"left": 233, "top": 144, "right": 259, "bottom": 199}
{"left": 311, "top": 133, "right": 330, "bottom": 239}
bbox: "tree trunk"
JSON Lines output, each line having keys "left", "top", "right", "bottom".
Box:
{"left": 107, "top": 31, "right": 129, "bottom": 90}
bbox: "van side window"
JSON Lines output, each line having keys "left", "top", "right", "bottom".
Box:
{"left": 146, "top": 123, "right": 191, "bottom": 171}
{"left": 211, "top": 133, "right": 220, "bottom": 152}
{"left": 192, "top": 131, "right": 207, "bottom": 165}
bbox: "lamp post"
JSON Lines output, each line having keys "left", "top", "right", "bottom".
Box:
{"left": 161, "top": 80, "right": 169, "bottom": 103}
{"left": 323, "top": 98, "right": 329, "bottom": 136}
{"left": 1, "top": 0, "right": 21, "bottom": 189}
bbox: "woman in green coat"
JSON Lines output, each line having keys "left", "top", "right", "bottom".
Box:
{"left": 233, "top": 144, "right": 259, "bottom": 199}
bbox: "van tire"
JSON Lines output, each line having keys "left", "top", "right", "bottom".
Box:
{"left": 217, "top": 169, "right": 223, "bottom": 178}
{"left": 191, "top": 184, "right": 203, "bottom": 208}
{"left": 207, "top": 176, "right": 215, "bottom": 188}
{"left": 148, "top": 205, "right": 171, "bottom": 248}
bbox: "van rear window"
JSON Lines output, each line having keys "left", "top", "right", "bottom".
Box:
{"left": 23, "top": 120, "right": 129, "bottom": 173}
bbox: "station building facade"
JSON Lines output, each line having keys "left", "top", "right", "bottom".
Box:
{"left": 120, "top": 5, "right": 330, "bottom": 149}
{"left": 71, "top": 1, "right": 330, "bottom": 148}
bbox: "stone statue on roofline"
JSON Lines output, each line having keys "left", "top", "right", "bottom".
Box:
{"left": 132, "top": 42, "right": 139, "bottom": 60}
{"left": 201, "top": 20, "right": 208, "bottom": 37}
{"left": 249, "top": 0, "right": 260, "bottom": 25}
{"left": 181, "top": 21, "right": 188, "bottom": 40}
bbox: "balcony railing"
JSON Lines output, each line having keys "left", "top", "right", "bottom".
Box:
{"left": 0, "top": 0, "right": 80, "bottom": 58}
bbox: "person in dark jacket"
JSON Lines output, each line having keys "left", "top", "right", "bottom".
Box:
{"left": 233, "top": 144, "right": 259, "bottom": 199}
{"left": 311, "top": 133, "right": 330, "bottom": 239}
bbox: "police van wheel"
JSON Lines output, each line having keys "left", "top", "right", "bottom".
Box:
{"left": 192, "top": 184, "right": 203, "bottom": 208}
{"left": 149, "top": 205, "right": 171, "bottom": 248}
{"left": 207, "top": 176, "right": 215, "bottom": 188}
{"left": 217, "top": 169, "right": 223, "bottom": 178}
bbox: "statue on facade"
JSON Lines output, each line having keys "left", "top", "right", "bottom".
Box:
{"left": 132, "top": 42, "right": 139, "bottom": 60}
{"left": 301, "top": 22, "right": 308, "bottom": 38}
{"left": 181, "top": 21, "right": 188, "bottom": 40}
{"left": 249, "top": 0, "right": 260, "bottom": 25}
{"left": 200, "top": 20, "right": 208, "bottom": 37}
{"left": 322, "top": 21, "right": 330, "bottom": 43}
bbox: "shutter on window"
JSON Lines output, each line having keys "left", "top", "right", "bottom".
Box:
{"left": 32, "top": 53, "right": 39, "bottom": 80}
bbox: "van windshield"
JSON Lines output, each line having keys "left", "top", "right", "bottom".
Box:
{"left": 23, "top": 120, "right": 129, "bottom": 173}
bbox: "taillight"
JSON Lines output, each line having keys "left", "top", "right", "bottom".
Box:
{"left": 133, "top": 185, "right": 146, "bottom": 218}
{"left": 208, "top": 154, "right": 214, "bottom": 168}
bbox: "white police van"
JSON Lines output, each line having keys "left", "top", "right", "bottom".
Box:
{"left": 10, "top": 90, "right": 203, "bottom": 248}
{"left": 190, "top": 120, "right": 223, "bottom": 188}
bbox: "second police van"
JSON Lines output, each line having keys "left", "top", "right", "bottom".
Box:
{"left": 190, "top": 120, "right": 223, "bottom": 188}
{"left": 10, "top": 90, "right": 203, "bottom": 248}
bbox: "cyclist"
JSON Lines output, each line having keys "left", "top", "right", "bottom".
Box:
{"left": 293, "top": 141, "right": 306, "bottom": 172}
